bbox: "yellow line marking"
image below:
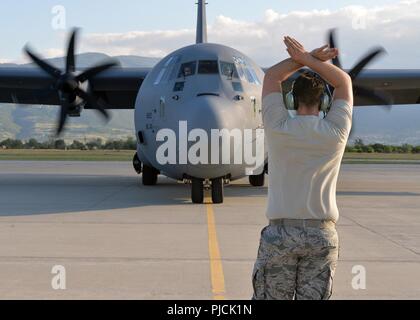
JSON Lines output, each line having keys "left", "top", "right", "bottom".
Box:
{"left": 205, "top": 197, "right": 226, "bottom": 300}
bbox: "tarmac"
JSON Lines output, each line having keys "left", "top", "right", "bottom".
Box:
{"left": 0, "top": 161, "right": 419, "bottom": 299}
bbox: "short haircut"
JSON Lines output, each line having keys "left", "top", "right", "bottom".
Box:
{"left": 293, "top": 71, "right": 326, "bottom": 109}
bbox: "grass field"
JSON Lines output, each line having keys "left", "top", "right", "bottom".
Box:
{"left": 0, "top": 149, "right": 134, "bottom": 161}
{"left": 343, "top": 152, "right": 420, "bottom": 164}
{"left": 1, "top": 149, "right": 420, "bottom": 164}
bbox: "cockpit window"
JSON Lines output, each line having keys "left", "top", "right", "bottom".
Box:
{"left": 173, "top": 81, "right": 185, "bottom": 92}
{"left": 244, "top": 68, "right": 256, "bottom": 84}
{"left": 233, "top": 56, "right": 261, "bottom": 85}
{"left": 178, "top": 61, "right": 197, "bottom": 78}
{"left": 220, "top": 61, "right": 239, "bottom": 79}
{"left": 232, "top": 82, "right": 243, "bottom": 92}
{"left": 248, "top": 67, "right": 262, "bottom": 85}
{"left": 198, "top": 60, "right": 219, "bottom": 74}
{"left": 168, "top": 55, "right": 181, "bottom": 80}
{"left": 154, "top": 55, "right": 180, "bottom": 85}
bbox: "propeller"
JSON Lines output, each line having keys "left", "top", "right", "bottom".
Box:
{"left": 24, "top": 28, "right": 119, "bottom": 135}
{"left": 327, "top": 29, "right": 392, "bottom": 140}
{"left": 328, "top": 29, "right": 392, "bottom": 108}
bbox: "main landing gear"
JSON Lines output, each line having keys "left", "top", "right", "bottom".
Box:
{"left": 249, "top": 172, "right": 265, "bottom": 187}
{"left": 132, "top": 153, "right": 160, "bottom": 186}
{"left": 191, "top": 177, "right": 224, "bottom": 204}
{"left": 142, "top": 165, "right": 159, "bottom": 186}
{"left": 249, "top": 163, "right": 268, "bottom": 187}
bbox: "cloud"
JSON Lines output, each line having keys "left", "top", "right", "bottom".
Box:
{"left": 43, "top": 48, "right": 65, "bottom": 59}
{"left": 80, "top": 29, "right": 194, "bottom": 58}
{"left": 18, "top": 1, "right": 420, "bottom": 69}
{"left": 0, "top": 58, "right": 12, "bottom": 64}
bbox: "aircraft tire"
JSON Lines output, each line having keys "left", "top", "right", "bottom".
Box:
{"left": 142, "top": 165, "right": 159, "bottom": 186}
{"left": 191, "top": 178, "right": 204, "bottom": 204}
{"left": 211, "top": 178, "right": 224, "bottom": 204}
{"left": 133, "top": 153, "right": 142, "bottom": 174}
{"left": 249, "top": 173, "right": 265, "bottom": 187}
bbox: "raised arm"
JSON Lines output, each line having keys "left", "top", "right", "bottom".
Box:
{"left": 262, "top": 58, "right": 303, "bottom": 99}
{"left": 284, "top": 36, "right": 353, "bottom": 105}
{"left": 263, "top": 40, "right": 340, "bottom": 99}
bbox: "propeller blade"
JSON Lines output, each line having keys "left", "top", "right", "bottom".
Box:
{"left": 66, "top": 29, "right": 78, "bottom": 74}
{"left": 57, "top": 101, "right": 70, "bottom": 135}
{"left": 354, "top": 85, "right": 393, "bottom": 107}
{"left": 76, "top": 61, "right": 119, "bottom": 83}
{"left": 74, "top": 87, "right": 110, "bottom": 119}
{"left": 24, "top": 47, "right": 61, "bottom": 79}
{"left": 349, "top": 48, "right": 386, "bottom": 80}
{"left": 328, "top": 29, "right": 342, "bottom": 69}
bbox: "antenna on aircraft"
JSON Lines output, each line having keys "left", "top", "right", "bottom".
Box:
{"left": 196, "top": 0, "right": 208, "bottom": 44}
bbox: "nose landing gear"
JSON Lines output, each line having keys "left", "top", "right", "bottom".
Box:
{"left": 191, "top": 178, "right": 204, "bottom": 204}
{"left": 190, "top": 177, "right": 225, "bottom": 204}
{"left": 211, "top": 178, "right": 224, "bottom": 204}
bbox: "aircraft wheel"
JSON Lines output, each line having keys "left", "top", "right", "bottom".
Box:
{"left": 132, "top": 153, "right": 142, "bottom": 174}
{"left": 211, "top": 178, "right": 224, "bottom": 204}
{"left": 249, "top": 173, "right": 265, "bottom": 187}
{"left": 142, "top": 165, "right": 159, "bottom": 186}
{"left": 191, "top": 178, "right": 204, "bottom": 204}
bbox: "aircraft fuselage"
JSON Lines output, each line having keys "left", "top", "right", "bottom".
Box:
{"left": 134, "top": 43, "right": 267, "bottom": 182}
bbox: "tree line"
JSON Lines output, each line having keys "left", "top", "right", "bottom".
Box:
{"left": 0, "top": 137, "right": 137, "bottom": 150}
{"left": 345, "top": 139, "right": 420, "bottom": 154}
{"left": 1, "top": 137, "right": 420, "bottom": 153}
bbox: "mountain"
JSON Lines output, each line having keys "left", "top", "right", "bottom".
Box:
{"left": 0, "top": 53, "right": 419, "bottom": 145}
{"left": 0, "top": 53, "right": 161, "bottom": 142}
{"left": 3, "top": 52, "right": 160, "bottom": 69}
{"left": 351, "top": 106, "right": 420, "bottom": 145}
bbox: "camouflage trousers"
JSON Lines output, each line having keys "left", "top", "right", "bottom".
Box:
{"left": 252, "top": 221, "right": 339, "bottom": 300}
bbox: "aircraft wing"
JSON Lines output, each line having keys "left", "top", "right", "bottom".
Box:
{"left": 0, "top": 67, "right": 151, "bottom": 109}
{"left": 349, "top": 69, "right": 420, "bottom": 106}
{"left": 279, "top": 69, "right": 420, "bottom": 107}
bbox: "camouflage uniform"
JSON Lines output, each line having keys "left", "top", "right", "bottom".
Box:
{"left": 252, "top": 220, "right": 339, "bottom": 300}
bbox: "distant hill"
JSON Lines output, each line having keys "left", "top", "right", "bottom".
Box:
{"left": 2, "top": 52, "right": 161, "bottom": 68}
{"left": 0, "top": 53, "right": 419, "bottom": 145}
{"left": 351, "top": 106, "right": 420, "bottom": 145}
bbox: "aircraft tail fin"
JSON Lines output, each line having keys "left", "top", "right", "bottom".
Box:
{"left": 196, "top": 0, "right": 208, "bottom": 44}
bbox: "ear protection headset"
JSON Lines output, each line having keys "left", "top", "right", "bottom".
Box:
{"left": 285, "top": 71, "right": 331, "bottom": 112}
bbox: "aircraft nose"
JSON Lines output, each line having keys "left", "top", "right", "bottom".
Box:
{"left": 176, "top": 95, "right": 245, "bottom": 179}
{"left": 184, "top": 95, "right": 231, "bottom": 131}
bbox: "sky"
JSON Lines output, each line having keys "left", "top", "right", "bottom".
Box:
{"left": 0, "top": 0, "right": 419, "bottom": 68}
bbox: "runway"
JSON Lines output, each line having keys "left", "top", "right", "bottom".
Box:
{"left": 0, "top": 161, "right": 419, "bottom": 299}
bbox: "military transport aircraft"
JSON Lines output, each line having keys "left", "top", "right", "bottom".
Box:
{"left": 0, "top": 1, "right": 419, "bottom": 204}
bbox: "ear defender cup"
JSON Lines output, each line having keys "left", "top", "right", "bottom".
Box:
{"left": 319, "top": 93, "right": 331, "bottom": 112}
{"left": 285, "top": 91, "right": 296, "bottom": 110}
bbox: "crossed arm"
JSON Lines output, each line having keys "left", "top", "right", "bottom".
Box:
{"left": 263, "top": 36, "right": 353, "bottom": 105}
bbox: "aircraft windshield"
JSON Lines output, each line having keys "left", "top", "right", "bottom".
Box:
{"left": 154, "top": 55, "right": 180, "bottom": 85}
{"left": 233, "top": 56, "right": 261, "bottom": 85}
{"left": 178, "top": 61, "right": 197, "bottom": 78}
{"left": 220, "top": 61, "right": 239, "bottom": 79}
{"left": 198, "top": 60, "right": 219, "bottom": 74}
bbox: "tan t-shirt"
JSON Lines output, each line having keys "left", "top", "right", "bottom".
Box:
{"left": 263, "top": 92, "right": 353, "bottom": 222}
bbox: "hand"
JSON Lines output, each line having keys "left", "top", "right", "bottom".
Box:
{"left": 283, "top": 36, "right": 312, "bottom": 65}
{"left": 311, "top": 45, "right": 339, "bottom": 62}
